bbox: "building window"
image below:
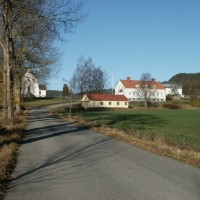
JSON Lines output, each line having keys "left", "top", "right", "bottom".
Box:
{"left": 125, "top": 102, "right": 127, "bottom": 105}
{"left": 100, "top": 102, "right": 103, "bottom": 105}
{"left": 129, "top": 98, "right": 132, "bottom": 101}
{"left": 157, "top": 92, "right": 159, "bottom": 96}
{"left": 117, "top": 102, "right": 120, "bottom": 105}
{"left": 109, "top": 102, "right": 112, "bottom": 105}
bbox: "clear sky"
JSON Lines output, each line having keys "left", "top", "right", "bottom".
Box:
{"left": 48, "top": 0, "right": 200, "bottom": 90}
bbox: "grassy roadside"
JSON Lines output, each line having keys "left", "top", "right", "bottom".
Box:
{"left": 0, "top": 113, "right": 28, "bottom": 200}
{"left": 52, "top": 105, "right": 200, "bottom": 168}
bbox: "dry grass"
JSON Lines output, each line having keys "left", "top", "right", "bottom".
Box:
{"left": 64, "top": 115, "right": 200, "bottom": 168}
{"left": 0, "top": 113, "right": 28, "bottom": 200}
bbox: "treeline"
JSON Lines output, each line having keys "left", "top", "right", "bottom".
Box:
{"left": 0, "top": 0, "right": 84, "bottom": 125}
{"left": 169, "top": 73, "right": 200, "bottom": 97}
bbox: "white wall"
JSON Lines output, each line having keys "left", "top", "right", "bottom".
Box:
{"left": 39, "top": 90, "right": 46, "bottom": 97}
{"left": 82, "top": 100, "right": 129, "bottom": 109}
{"left": 115, "top": 81, "right": 125, "bottom": 95}
{"left": 22, "top": 70, "right": 46, "bottom": 97}
{"left": 115, "top": 80, "right": 166, "bottom": 102}
{"left": 166, "top": 88, "right": 183, "bottom": 96}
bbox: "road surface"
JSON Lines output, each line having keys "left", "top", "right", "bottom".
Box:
{"left": 5, "top": 106, "right": 200, "bottom": 200}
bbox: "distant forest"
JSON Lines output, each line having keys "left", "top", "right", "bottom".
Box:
{"left": 169, "top": 73, "right": 200, "bottom": 97}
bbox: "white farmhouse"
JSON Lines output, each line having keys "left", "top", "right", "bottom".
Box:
{"left": 81, "top": 94, "right": 129, "bottom": 109}
{"left": 21, "top": 69, "right": 47, "bottom": 97}
{"left": 115, "top": 77, "right": 166, "bottom": 102}
{"left": 162, "top": 81, "right": 183, "bottom": 97}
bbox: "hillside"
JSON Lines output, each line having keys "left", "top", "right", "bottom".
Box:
{"left": 169, "top": 73, "right": 200, "bottom": 96}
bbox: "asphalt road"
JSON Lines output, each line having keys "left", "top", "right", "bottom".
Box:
{"left": 5, "top": 106, "right": 200, "bottom": 200}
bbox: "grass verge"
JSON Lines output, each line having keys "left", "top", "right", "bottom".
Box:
{"left": 52, "top": 106, "right": 200, "bottom": 168}
{"left": 22, "top": 96, "right": 81, "bottom": 110}
{"left": 0, "top": 113, "right": 28, "bottom": 200}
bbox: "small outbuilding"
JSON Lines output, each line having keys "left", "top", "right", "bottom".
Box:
{"left": 81, "top": 93, "right": 129, "bottom": 109}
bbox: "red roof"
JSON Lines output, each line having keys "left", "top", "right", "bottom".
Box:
{"left": 85, "top": 94, "right": 128, "bottom": 101}
{"left": 121, "top": 79, "right": 165, "bottom": 89}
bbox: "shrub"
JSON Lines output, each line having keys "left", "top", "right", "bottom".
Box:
{"left": 147, "top": 102, "right": 159, "bottom": 108}
{"left": 163, "top": 104, "right": 180, "bottom": 109}
{"left": 190, "top": 99, "right": 200, "bottom": 107}
{"left": 166, "top": 94, "right": 173, "bottom": 101}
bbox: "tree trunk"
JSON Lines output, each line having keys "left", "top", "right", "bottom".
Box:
{"left": 144, "top": 100, "right": 147, "bottom": 107}
{"left": 2, "top": 67, "right": 7, "bottom": 120}
{"left": 14, "top": 78, "right": 21, "bottom": 114}
{"left": 1, "top": 1, "right": 15, "bottom": 124}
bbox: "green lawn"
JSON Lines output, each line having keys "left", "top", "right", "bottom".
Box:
{"left": 70, "top": 109, "right": 200, "bottom": 151}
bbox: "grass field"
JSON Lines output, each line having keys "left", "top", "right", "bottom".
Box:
{"left": 22, "top": 96, "right": 81, "bottom": 109}
{"left": 63, "top": 109, "right": 200, "bottom": 152}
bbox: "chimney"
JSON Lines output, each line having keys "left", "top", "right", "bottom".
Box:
{"left": 127, "top": 77, "right": 131, "bottom": 82}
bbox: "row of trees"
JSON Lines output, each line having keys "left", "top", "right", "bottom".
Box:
{"left": 70, "top": 56, "right": 107, "bottom": 94}
{"left": 0, "top": 0, "right": 84, "bottom": 125}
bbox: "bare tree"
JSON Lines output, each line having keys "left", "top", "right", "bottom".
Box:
{"left": 137, "top": 73, "right": 156, "bottom": 107}
{"left": 70, "top": 56, "right": 107, "bottom": 94}
{"left": 0, "top": 0, "right": 84, "bottom": 124}
{"left": 92, "top": 66, "right": 107, "bottom": 92}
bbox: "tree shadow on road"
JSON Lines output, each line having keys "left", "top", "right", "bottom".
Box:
{"left": 7, "top": 110, "right": 118, "bottom": 190}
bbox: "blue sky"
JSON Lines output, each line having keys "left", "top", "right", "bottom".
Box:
{"left": 48, "top": 0, "right": 200, "bottom": 90}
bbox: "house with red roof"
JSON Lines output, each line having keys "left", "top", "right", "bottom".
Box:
{"left": 81, "top": 94, "right": 129, "bottom": 109}
{"left": 115, "top": 77, "right": 166, "bottom": 102}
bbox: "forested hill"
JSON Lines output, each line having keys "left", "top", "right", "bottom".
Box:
{"left": 169, "top": 73, "right": 200, "bottom": 96}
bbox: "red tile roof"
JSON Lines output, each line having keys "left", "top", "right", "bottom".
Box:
{"left": 85, "top": 94, "right": 128, "bottom": 101}
{"left": 121, "top": 79, "right": 165, "bottom": 89}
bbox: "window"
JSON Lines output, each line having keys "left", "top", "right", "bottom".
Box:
{"left": 117, "top": 102, "right": 120, "bottom": 105}
{"left": 109, "top": 102, "right": 112, "bottom": 105}
{"left": 100, "top": 102, "right": 103, "bottom": 105}
{"left": 125, "top": 102, "right": 127, "bottom": 105}
{"left": 157, "top": 92, "right": 159, "bottom": 96}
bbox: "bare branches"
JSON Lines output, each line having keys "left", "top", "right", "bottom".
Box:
{"left": 70, "top": 56, "right": 107, "bottom": 94}
{"left": 137, "top": 73, "right": 156, "bottom": 107}
{"left": 0, "top": 0, "right": 84, "bottom": 123}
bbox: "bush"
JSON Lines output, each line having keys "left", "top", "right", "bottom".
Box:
{"left": 163, "top": 104, "right": 180, "bottom": 109}
{"left": 147, "top": 102, "right": 159, "bottom": 108}
{"left": 190, "top": 99, "right": 200, "bottom": 107}
{"left": 166, "top": 94, "right": 173, "bottom": 101}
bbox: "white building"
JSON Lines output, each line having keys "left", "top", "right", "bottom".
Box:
{"left": 81, "top": 94, "right": 129, "bottom": 109}
{"left": 162, "top": 81, "right": 182, "bottom": 97}
{"left": 115, "top": 77, "right": 166, "bottom": 102}
{"left": 21, "top": 69, "right": 47, "bottom": 97}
